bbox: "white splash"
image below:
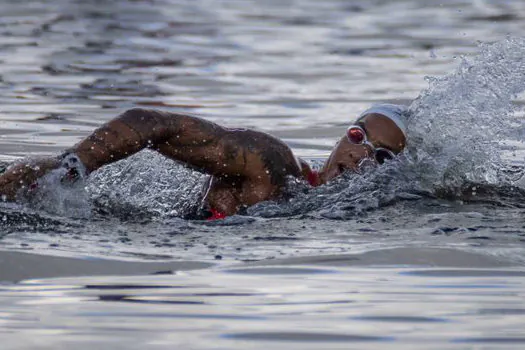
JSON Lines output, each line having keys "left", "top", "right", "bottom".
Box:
{"left": 407, "top": 36, "right": 525, "bottom": 189}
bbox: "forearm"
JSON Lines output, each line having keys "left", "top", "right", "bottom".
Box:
{"left": 68, "top": 108, "right": 230, "bottom": 177}
{"left": 1, "top": 109, "right": 177, "bottom": 201}
{"left": 67, "top": 108, "right": 179, "bottom": 173}
{"left": 0, "top": 108, "right": 224, "bottom": 201}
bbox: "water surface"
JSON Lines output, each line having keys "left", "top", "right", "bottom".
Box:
{"left": 2, "top": 256, "right": 525, "bottom": 349}
{"left": 2, "top": 0, "right": 525, "bottom": 348}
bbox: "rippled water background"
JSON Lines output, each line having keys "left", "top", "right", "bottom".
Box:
{"left": 2, "top": 0, "right": 525, "bottom": 348}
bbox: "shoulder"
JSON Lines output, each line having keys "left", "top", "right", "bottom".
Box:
{"left": 222, "top": 128, "right": 301, "bottom": 183}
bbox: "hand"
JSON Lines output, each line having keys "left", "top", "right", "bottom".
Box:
{"left": 0, "top": 157, "right": 61, "bottom": 202}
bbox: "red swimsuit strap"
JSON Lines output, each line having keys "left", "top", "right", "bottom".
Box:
{"left": 208, "top": 167, "right": 320, "bottom": 221}
{"left": 207, "top": 208, "right": 227, "bottom": 221}
{"left": 307, "top": 168, "right": 320, "bottom": 187}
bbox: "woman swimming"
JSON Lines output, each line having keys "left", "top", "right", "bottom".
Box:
{"left": 0, "top": 104, "right": 407, "bottom": 219}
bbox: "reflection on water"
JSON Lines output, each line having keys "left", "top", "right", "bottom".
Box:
{"left": 2, "top": 265, "right": 525, "bottom": 349}
{"left": 2, "top": 0, "right": 525, "bottom": 158}
{"left": 0, "top": 1, "right": 524, "bottom": 266}
{"left": 2, "top": 0, "right": 525, "bottom": 347}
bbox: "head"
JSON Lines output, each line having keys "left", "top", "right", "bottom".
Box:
{"left": 319, "top": 104, "right": 407, "bottom": 184}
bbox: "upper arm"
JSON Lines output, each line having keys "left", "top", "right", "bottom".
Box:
{"left": 69, "top": 108, "right": 242, "bottom": 175}
{"left": 156, "top": 118, "right": 255, "bottom": 178}
{"left": 157, "top": 112, "right": 302, "bottom": 184}
{"left": 158, "top": 120, "right": 302, "bottom": 184}
{"left": 70, "top": 108, "right": 299, "bottom": 183}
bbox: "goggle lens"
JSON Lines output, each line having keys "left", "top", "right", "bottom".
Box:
{"left": 346, "top": 127, "right": 365, "bottom": 144}
{"left": 374, "top": 148, "right": 394, "bottom": 164}
{"left": 346, "top": 124, "right": 397, "bottom": 165}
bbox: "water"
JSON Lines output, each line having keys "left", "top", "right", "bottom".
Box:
{"left": 2, "top": 261, "right": 525, "bottom": 350}
{"left": 2, "top": 0, "right": 525, "bottom": 348}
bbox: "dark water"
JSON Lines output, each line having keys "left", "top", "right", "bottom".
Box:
{"left": 2, "top": 0, "right": 525, "bottom": 348}
{"left": 2, "top": 257, "right": 525, "bottom": 349}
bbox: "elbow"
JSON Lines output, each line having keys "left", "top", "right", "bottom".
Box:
{"left": 117, "top": 108, "right": 172, "bottom": 140}
{"left": 118, "top": 108, "right": 158, "bottom": 124}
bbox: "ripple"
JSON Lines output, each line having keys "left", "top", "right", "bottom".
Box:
{"left": 403, "top": 269, "right": 525, "bottom": 277}
{"left": 79, "top": 311, "right": 266, "bottom": 321}
{"left": 477, "top": 308, "right": 525, "bottom": 315}
{"left": 224, "top": 267, "right": 335, "bottom": 275}
{"left": 352, "top": 315, "right": 448, "bottom": 323}
{"left": 452, "top": 337, "right": 525, "bottom": 344}
{"left": 222, "top": 332, "right": 394, "bottom": 342}
{"left": 2, "top": 0, "right": 525, "bottom": 348}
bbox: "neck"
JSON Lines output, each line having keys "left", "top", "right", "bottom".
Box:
{"left": 297, "top": 157, "right": 322, "bottom": 187}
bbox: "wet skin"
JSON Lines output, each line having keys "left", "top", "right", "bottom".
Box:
{"left": 319, "top": 113, "right": 406, "bottom": 184}
{"left": 0, "top": 109, "right": 406, "bottom": 216}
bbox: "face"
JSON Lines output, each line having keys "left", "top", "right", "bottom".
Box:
{"left": 319, "top": 113, "right": 406, "bottom": 184}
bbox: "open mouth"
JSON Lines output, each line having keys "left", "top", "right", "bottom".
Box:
{"left": 338, "top": 163, "right": 347, "bottom": 175}
{"left": 335, "top": 159, "right": 376, "bottom": 178}
{"left": 337, "top": 163, "right": 360, "bottom": 176}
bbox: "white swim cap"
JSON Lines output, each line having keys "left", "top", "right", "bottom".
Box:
{"left": 357, "top": 103, "right": 408, "bottom": 139}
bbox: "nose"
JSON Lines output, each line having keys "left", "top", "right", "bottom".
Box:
{"left": 334, "top": 144, "right": 376, "bottom": 178}
{"left": 347, "top": 144, "right": 373, "bottom": 167}
{"left": 320, "top": 140, "right": 377, "bottom": 184}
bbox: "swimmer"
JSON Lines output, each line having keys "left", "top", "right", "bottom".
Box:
{"left": 0, "top": 104, "right": 407, "bottom": 219}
